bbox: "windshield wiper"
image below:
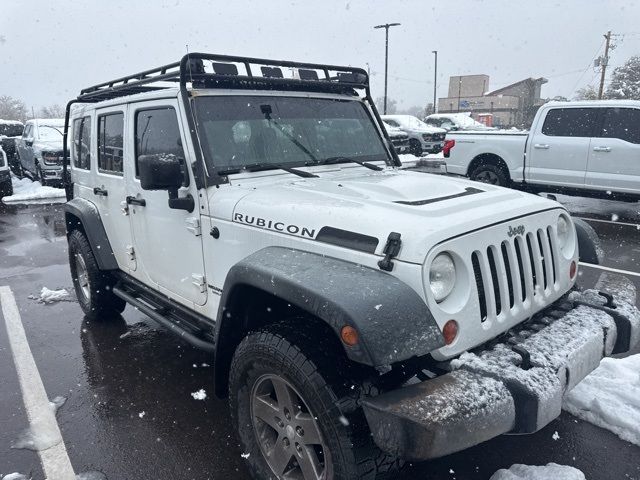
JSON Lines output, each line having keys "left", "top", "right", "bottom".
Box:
{"left": 218, "top": 163, "right": 318, "bottom": 178}
{"left": 319, "top": 156, "right": 383, "bottom": 171}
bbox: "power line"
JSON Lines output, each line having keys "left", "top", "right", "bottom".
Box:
{"left": 570, "top": 39, "right": 605, "bottom": 96}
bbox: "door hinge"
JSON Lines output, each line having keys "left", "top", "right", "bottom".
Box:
{"left": 186, "top": 217, "right": 201, "bottom": 236}
{"left": 126, "top": 245, "right": 135, "bottom": 261}
{"left": 192, "top": 274, "right": 206, "bottom": 293}
{"left": 378, "top": 232, "right": 402, "bottom": 272}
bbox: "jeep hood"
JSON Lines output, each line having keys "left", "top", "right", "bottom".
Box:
{"left": 214, "top": 168, "right": 562, "bottom": 264}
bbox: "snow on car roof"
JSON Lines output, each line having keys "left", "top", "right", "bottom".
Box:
{"left": 426, "top": 113, "right": 484, "bottom": 128}
{"left": 0, "top": 119, "right": 24, "bottom": 126}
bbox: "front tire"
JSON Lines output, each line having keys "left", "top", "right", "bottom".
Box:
{"left": 68, "top": 230, "right": 125, "bottom": 317}
{"left": 230, "top": 324, "right": 403, "bottom": 480}
{"left": 0, "top": 179, "right": 12, "bottom": 198}
{"left": 409, "top": 139, "right": 422, "bottom": 157}
{"left": 470, "top": 162, "right": 510, "bottom": 187}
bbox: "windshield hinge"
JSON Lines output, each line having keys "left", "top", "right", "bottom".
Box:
{"left": 378, "top": 232, "right": 402, "bottom": 272}
{"left": 186, "top": 217, "right": 201, "bottom": 236}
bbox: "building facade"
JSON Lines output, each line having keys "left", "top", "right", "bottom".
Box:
{"left": 438, "top": 75, "right": 548, "bottom": 128}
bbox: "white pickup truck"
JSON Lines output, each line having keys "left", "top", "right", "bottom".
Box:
{"left": 444, "top": 100, "right": 640, "bottom": 201}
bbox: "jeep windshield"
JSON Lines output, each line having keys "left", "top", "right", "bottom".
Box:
{"left": 193, "top": 95, "right": 391, "bottom": 175}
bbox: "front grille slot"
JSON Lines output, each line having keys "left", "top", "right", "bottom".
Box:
{"left": 471, "top": 225, "right": 559, "bottom": 323}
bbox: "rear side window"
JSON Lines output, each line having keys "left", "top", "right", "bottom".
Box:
{"left": 98, "top": 113, "right": 124, "bottom": 175}
{"left": 600, "top": 108, "right": 640, "bottom": 144}
{"left": 135, "top": 107, "right": 185, "bottom": 177}
{"left": 72, "top": 117, "right": 92, "bottom": 170}
{"left": 541, "top": 108, "right": 598, "bottom": 137}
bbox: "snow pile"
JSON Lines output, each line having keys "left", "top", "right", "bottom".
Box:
{"left": 11, "top": 395, "right": 66, "bottom": 452}
{"left": 490, "top": 463, "right": 585, "bottom": 480}
{"left": 2, "top": 175, "right": 65, "bottom": 204}
{"left": 76, "top": 472, "right": 107, "bottom": 480}
{"left": 37, "top": 287, "right": 70, "bottom": 304}
{"left": 2, "top": 474, "right": 30, "bottom": 480}
{"left": 563, "top": 354, "right": 640, "bottom": 446}
{"left": 191, "top": 389, "right": 207, "bottom": 400}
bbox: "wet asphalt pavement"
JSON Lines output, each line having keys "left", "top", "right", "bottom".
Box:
{"left": 0, "top": 194, "right": 639, "bottom": 480}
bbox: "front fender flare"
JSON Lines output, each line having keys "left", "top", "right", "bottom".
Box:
{"left": 215, "top": 247, "right": 444, "bottom": 369}
{"left": 64, "top": 198, "right": 118, "bottom": 270}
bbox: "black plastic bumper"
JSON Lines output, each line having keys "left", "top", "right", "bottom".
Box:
{"left": 361, "top": 274, "right": 640, "bottom": 461}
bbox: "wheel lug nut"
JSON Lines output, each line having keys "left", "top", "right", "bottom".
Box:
{"left": 276, "top": 418, "right": 284, "bottom": 428}
{"left": 296, "top": 443, "right": 302, "bottom": 454}
{"left": 296, "top": 426, "right": 304, "bottom": 436}
{"left": 283, "top": 438, "right": 290, "bottom": 448}
{"left": 284, "top": 408, "right": 291, "bottom": 421}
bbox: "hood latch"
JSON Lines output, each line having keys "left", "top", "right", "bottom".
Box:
{"left": 378, "top": 232, "right": 402, "bottom": 272}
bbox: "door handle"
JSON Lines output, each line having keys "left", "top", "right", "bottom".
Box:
{"left": 533, "top": 144, "right": 550, "bottom": 149}
{"left": 93, "top": 187, "right": 108, "bottom": 196}
{"left": 593, "top": 146, "right": 611, "bottom": 152}
{"left": 126, "top": 196, "right": 146, "bottom": 207}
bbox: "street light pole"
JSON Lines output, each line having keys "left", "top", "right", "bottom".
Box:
{"left": 432, "top": 50, "right": 438, "bottom": 113}
{"left": 374, "top": 22, "right": 401, "bottom": 114}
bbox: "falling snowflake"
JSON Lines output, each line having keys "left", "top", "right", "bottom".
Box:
{"left": 191, "top": 389, "right": 207, "bottom": 400}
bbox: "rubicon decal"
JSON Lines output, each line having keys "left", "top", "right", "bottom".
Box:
{"left": 234, "top": 213, "right": 316, "bottom": 238}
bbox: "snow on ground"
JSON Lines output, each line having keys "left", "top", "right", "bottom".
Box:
{"left": 563, "top": 354, "right": 640, "bottom": 446}
{"left": 2, "top": 175, "right": 65, "bottom": 204}
{"left": 11, "top": 395, "right": 67, "bottom": 452}
{"left": 37, "top": 287, "right": 70, "bottom": 304}
{"left": 490, "top": 463, "right": 585, "bottom": 480}
{"left": 1, "top": 474, "right": 30, "bottom": 480}
{"left": 191, "top": 389, "right": 207, "bottom": 400}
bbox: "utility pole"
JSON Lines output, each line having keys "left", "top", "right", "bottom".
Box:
{"left": 598, "top": 31, "right": 612, "bottom": 99}
{"left": 432, "top": 50, "right": 438, "bottom": 113}
{"left": 374, "top": 22, "right": 401, "bottom": 114}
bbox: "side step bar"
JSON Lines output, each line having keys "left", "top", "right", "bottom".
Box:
{"left": 113, "top": 286, "right": 216, "bottom": 352}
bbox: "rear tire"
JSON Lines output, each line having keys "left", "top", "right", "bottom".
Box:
{"left": 229, "top": 323, "right": 403, "bottom": 480}
{"left": 68, "top": 230, "right": 125, "bottom": 317}
{"left": 470, "top": 162, "right": 510, "bottom": 187}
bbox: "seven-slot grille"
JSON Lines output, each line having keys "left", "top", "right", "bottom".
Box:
{"left": 471, "top": 227, "right": 558, "bottom": 322}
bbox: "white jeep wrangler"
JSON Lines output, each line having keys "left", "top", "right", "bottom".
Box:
{"left": 63, "top": 54, "right": 639, "bottom": 480}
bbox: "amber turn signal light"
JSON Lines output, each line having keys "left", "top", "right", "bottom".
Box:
{"left": 340, "top": 325, "right": 359, "bottom": 346}
{"left": 442, "top": 320, "right": 459, "bottom": 345}
{"left": 570, "top": 261, "right": 577, "bottom": 279}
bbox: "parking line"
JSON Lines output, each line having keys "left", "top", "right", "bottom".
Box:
{"left": 576, "top": 216, "right": 640, "bottom": 229}
{"left": 579, "top": 262, "right": 640, "bottom": 278}
{"left": 0, "top": 286, "right": 76, "bottom": 480}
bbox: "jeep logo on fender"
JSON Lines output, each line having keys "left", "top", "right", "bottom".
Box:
{"left": 507, "top": 225, "right": 526, "bottom": 237}
{"left": 234, "top": 213, "right": 316, "bottom": 238}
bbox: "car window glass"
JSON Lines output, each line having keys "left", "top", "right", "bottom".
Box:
{"left": 23, "top": 125, "right": 32, "bottom": 138}
{"left": 541, "top": 108, "right": 598, "bottom": 137}
{"left": 73, "top": 117, "right": 91, "bottom": 170}
{"left": 600, "top": 108, "right": 640, "bottom": 144}
{"left": 98, "top": 112, "right": 124, "bottom": 175}
{"left": 135, "top": 107, "right": 185, "bottom": 178}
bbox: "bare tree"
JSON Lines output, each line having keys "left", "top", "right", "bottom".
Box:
{"left": 375, "top": 96, "right": 397, "bottom": 115}
{"left": 39, "top": 104, "right": 65, "bottom": 119}
{"left": 0, "top": 95, "right": 28, "bottom": 121}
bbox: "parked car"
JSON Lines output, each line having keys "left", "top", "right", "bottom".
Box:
{"left": 0, "top": 119, "right": 24, "bottom": 173}
{"left": 0, "top": 146, "right": 13, "bottom": 198}
{"left": 424, "top": 112, "right": 494, "bottom": 131}
{"left": 16, "top": 118, "right": 65, "bottom": 186}
{"left": 64, "top": 54, "right": 638, "bottom": 480}
{"left": 383, "top": 123, "right": 410, "bottom": 154}
{"left": 443, "top": 100, "right": 640, "bottom": 201}
{"left": 381, "top": 114, "right": 446, "bottom": 155}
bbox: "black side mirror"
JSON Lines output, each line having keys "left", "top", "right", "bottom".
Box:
{"left": 139, "top": 154, "right": 183, "bottom": 191}
{"left": 138, "top": 154, "right": 194, "bottom": 212}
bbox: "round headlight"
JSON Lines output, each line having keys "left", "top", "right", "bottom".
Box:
{"left": 557, "top": 215, "right": 570, "bottom": 248}
{"left": 429, "top": 253, "right": 456, "bottom": 302}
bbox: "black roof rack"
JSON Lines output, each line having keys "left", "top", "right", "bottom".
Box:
{"left": 76, "top": 53, "right": 369, "bottom": 103}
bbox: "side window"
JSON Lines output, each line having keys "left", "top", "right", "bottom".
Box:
{"left": 23, "top": 124, "right": 32, "bottom": 138}
{"left": 600, "top": 108, "right": 640, "bottom": 144}
{"left": 98, "top": 113, "right": 124, "bottom": 175}
{"left": 385, "top": 119, "right": 399, "bottom": 127}
{"left": 72, "top": 117, "right": 92, "bottom": 170}
{"left": 541, "top": 108, "right": 598, "bottom": 137}
{"left": 135, "top": 107, "right": 185, "bottom": 177}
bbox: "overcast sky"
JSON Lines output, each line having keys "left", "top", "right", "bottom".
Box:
{"left": 1, "top": 0, "right": 639, "bottom": 113}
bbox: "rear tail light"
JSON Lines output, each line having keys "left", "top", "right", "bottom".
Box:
{"left": 443, "top": 139, "right": 455, "bottom": 157}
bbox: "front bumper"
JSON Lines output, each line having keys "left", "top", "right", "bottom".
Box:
{"left": 362, "top": 274, "right": 639, "bottom": 460}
